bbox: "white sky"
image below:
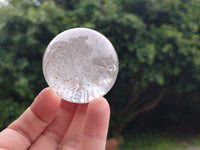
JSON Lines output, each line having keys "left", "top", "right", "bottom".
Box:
{"left": 0, "top": 0, "right": 9, "bottom": 5}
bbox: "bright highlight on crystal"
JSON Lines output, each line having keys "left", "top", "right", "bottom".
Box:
{"left": 42, "top": 28, "right": 119, "bottom": 103}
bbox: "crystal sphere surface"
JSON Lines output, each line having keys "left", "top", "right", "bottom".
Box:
{"left": 43, "top": 28, "right": 118, "bottom": 103}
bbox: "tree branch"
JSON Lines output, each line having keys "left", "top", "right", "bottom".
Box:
{"left": 117, "top": 90, "right": 166, "bottom": 135}
{"left": 119, "top": 88, "right": 144, "bottom": 116}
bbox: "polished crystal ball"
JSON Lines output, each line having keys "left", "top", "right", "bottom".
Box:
{"left": 43, "top": 28, "right": 119, "bottom": 103}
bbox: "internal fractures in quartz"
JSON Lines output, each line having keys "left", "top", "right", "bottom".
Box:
{"left": 43, "top": 33, "right": 118, "bottom": 103}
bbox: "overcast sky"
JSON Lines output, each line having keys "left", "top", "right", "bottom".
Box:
{"left": 0, "top": 0, "right": 9, "bottom": 5}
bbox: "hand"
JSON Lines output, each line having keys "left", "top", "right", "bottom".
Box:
{"left": 0, "top": 88, "right": 110, "bottom": 150}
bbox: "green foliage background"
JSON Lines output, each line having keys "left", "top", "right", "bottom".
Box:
{"left": 0, "top": 0, "right": 200, "bottom": 135}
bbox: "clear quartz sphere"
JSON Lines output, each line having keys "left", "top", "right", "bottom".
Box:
{"left": 43, "top": 28, "right": 119, "bottom": 103}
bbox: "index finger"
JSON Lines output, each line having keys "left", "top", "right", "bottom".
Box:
{"left": 81, "top": 97, "right": 110, "bottom": 150}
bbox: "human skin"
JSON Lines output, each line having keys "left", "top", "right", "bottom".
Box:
{"left": 0, "top": 88, "right": 110, "bottom": 150}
